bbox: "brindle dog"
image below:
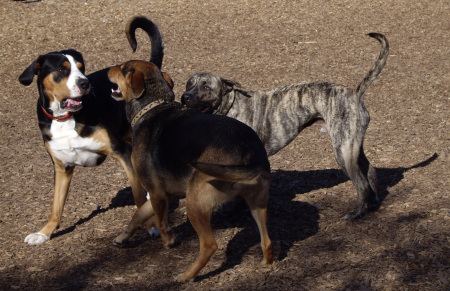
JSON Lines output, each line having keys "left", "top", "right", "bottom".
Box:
{"left": 181, "top": 33, "right": 389, "bottom": 220}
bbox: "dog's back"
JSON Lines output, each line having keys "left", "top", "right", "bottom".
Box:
{"left": 133, "top": 103, "right": 270, "bottom": 188}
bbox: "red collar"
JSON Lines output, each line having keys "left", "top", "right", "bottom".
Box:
{"left": 41, "top": 106, "right": 72, "bottom": 122}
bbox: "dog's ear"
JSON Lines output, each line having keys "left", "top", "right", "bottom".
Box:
{"left": 19, "top": 58, "right": 42, "bottom": 86}
{"left": 162, "top": 72, "right": 174, "bottom": 89}
{"left": 221, "top": 78, "right": 241, "bottom": 94}
{"left": 128, "top": 71, "right": 146, "bottom": 99}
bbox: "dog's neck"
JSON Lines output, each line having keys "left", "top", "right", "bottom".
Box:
{"left": 41, "top": 106, "right": 72, "bottom": 122}
{"left": 215, "top": 89, "right": 252, "bottom": 116}
{"left": 130, "top": 98, "right": 165, "bottom": 127}
{"left": 214, "top": 90, "right": 236, "bottom": 115}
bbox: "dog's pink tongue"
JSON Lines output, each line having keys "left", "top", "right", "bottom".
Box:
{"left": 66, "top": 99, "right": 82, "bottom": 107}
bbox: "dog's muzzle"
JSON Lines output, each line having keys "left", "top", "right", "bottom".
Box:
{"left": 60, "top": 97, "right": 83, "bottom": 111}
{"left": 75, "top": 77, "right": 90, "bottom": 97}
{"left": 181, "top": 93, "right": 194, "bottom": 106}
{"left": 181, "top": 93, "right": 213, "bottom": 113}
{"left": 77, "top": 78, "right": 90, "bottom": 92}
{"left": 111, "top": 83, "right": 123, "bottom": 100}
{"left": 60, "top": 78, "right": 89, "bottom": 111}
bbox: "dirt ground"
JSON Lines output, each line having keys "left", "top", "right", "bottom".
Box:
{"left": 0, "top": 0, "right": 448, "bottom": 290}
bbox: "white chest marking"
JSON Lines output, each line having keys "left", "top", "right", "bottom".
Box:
{"left": 48, "top": 119, "right": 105, "bottom": 167}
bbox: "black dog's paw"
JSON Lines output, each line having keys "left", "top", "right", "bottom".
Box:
{"left": 367, "top": 196, "right": 381, "bottom": 211}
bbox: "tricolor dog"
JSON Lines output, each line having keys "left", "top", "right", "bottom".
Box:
{"left": 181, "top": 33, "right": 389, "bottom": 220}
{"left": 108, "top": 60, "right": 273, "bottom": 282}
{"left": 18, "top": 16, "right": 163, "bottom": 245}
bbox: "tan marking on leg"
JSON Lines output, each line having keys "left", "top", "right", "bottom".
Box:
{"left": 40, "top": 143, "right": 74, "bottom": 238}
{"left": 243, "top": 174, "right": 273, "bottom": 265}
{"left": 88, "top": 127, "right": 147, "bottom": 208}
{"left": 176, "top": 173, "right": 219, "bottom": 282}
{"left": 113, "top": 199, "right": 156, "bottom": 244}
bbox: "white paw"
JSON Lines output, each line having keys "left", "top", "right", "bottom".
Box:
{"left": 24, "top": 233, "right": 49, "bottom": 245}
{"left": 148, "top": 227, "right": 160, "bottom": 237}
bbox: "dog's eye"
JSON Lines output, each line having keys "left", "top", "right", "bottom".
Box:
{"left": 58, "top": 67, "right": 70, "bottom": 76}
{"left": 203, "top": 85, "right": 210, "bottom": 90}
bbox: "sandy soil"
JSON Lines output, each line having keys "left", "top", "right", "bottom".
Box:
{"left": 0, "top": 0, "right": 448, "bottom": 290}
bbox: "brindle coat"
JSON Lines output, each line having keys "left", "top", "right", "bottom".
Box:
{"left": 181, "top": 33, "right": 389, "bottom": 220}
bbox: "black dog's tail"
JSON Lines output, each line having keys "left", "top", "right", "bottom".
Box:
{"left": 355, "top": 33, "right": 389, "bottom": 101}
{"left": 126, "top": 16, "right": 164, "bottom": 69}
{"left": 190, "top": 161, "right": 265, "bottom": 183}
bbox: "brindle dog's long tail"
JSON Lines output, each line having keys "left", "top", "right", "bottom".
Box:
{"left": 190, "top": 161, "right": 264, "bottom": 183}
{"left": 126, "top": 16, "right": 164, "bottom": 69}
{"left": 355, "top": 33, "right": 389, "bottom": 101}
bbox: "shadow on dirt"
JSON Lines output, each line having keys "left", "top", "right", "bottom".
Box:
{"left": 51, "top": 187, "right": 135, "bottom": 240}
{"left": 12, "top": 0, "right": 41, "bottom": 3}
{"left": 50, "top": 153, "right": 438, "bottom": 280}
{"left": 175, "top": 153, "right": 440, "bottom": 281}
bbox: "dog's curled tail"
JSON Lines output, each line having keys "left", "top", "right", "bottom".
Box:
{"left": 126, "top": 16, "right": 164, "bottom": 69}
{"left": 190, "top": 161, "right": 265, "bottom": 183}
{"left": 355, "top": 33, "right": 389, "bottom": 100}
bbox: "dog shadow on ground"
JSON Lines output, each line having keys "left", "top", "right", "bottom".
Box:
{"left": 51, "top": 153, "right": 438, "bottom": 279}
{"left": 187, "top": 153, "right": 439, "bottom": 281}
{"left": 51, "top": 187, "right": 136, "bottom": 240}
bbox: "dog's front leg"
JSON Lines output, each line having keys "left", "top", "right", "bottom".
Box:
{"left": 114, "top": 150, "right": 148, "bottom": 208}
{"left": 24, "top": 160, "right": 74, "bottom": 245}
{"left": 113, "top": 199, "right": 158, "bottom": 246}
{"left": 150, "top": 191, "right": 175, "bottom": 248}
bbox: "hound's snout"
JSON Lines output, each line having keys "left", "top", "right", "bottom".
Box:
{"left": 181, "top": 93, "right": 194, "bottom": 106}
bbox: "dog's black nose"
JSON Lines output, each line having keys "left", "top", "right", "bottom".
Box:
{"left": 181, "top": 93, "right": 193, "bottom": 105}
{"left": 77, "top": 78, "right": 90, "bottom": 90}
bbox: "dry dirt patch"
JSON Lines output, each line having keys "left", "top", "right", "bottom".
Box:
{"left": 0, "top": 1, "right": 448, "bottom": 290}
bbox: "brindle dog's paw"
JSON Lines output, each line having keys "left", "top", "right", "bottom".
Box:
{"left": 343, "top": 211, "right": 365, "bottom": 221}
{"left": 367, "top": 196, "right": 381, "bottom": 211}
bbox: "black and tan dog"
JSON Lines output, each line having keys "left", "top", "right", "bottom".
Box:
{"left": 108, "top": 60, "right": 273, "bottom": 282}
{"left": 181, "top": 33, "right": 389, "bottom": 220}
{"left": 18, "top": 16, "right": 163, "bottom": 245}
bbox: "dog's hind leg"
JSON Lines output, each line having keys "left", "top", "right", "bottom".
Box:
{"left": 176, "top": 174, "right": 220, "bottom": 282}
{"left": 242, "top": 176, "right": 273, "bottom": 265}
{"left": 358, "top": 148, "right": 379, "bottom": 211}
{"left": 331, "top": 135, "right": 375, "bottom": 220}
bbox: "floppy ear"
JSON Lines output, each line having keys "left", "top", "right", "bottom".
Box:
{"left": 162, "top": 72, "right": 174, "bottom": 89}
{"left": 221, "top": 78, "right": 241, "bottom": 94}
{"left": 19, "top": 58, "right": 41, "bottom": 86}
{"left": 128, "top": 71, "right": 146, "bottom": 99}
